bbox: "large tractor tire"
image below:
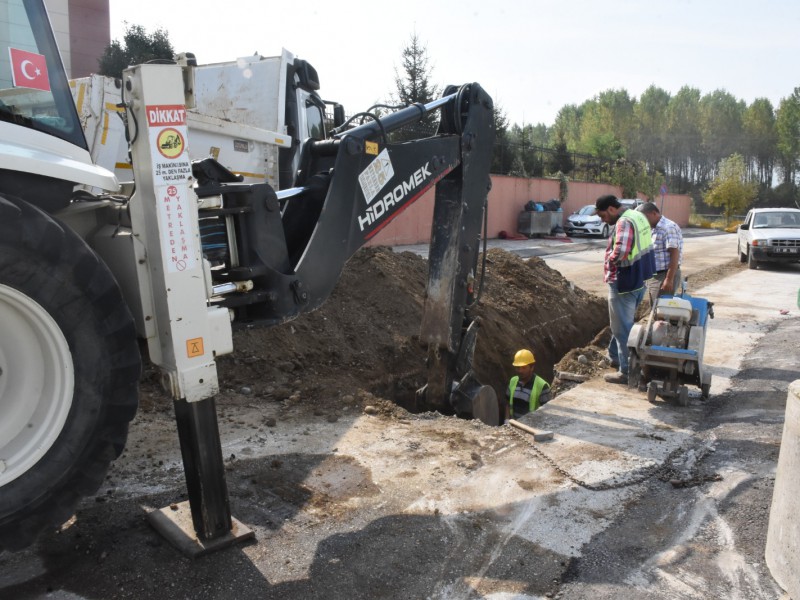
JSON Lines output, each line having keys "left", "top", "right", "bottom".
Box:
{"left": 0, "top": 196, "right": 140, "bottom": 551}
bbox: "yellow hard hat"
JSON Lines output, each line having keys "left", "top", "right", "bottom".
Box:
{"left": 512, "top": 349, "right": 535, "bottom": 367}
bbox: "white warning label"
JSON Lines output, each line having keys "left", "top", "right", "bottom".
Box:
{"left": 358, "top": 148, "right": 394, "bottom": 205}
{"left": 157, "top": 184, "right": 197, "bottom": 273}
{"left": 147, "top": 104, "right": 192, "bottom": 186}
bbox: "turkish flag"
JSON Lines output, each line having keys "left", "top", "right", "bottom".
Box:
{"left": 9, "top": 48, "right": 50, "bottom": 92}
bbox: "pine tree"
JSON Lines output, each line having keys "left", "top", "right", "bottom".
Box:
{"left": 391, "top": 33, "right": 439, "bottom": 139}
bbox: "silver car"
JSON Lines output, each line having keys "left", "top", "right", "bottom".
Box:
{"left": 737, "top": 207, "right": 800, "bottom": 269}
{"left": 565, "top": 204, "right": 610, "bottom": 237}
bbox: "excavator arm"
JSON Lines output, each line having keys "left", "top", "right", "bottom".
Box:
{"left": 196, "top": 83, "right": 496, "bottom": 421}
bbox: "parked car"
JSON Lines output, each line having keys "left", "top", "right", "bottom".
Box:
{"left": 737, "top": 207, "right": 800, "bottom": 269}
{"left": 565, "top": 199, "right": 644, "bottom": 238}
{"left": 565, "top": 204, "right": 610, "bottom": 237}
{"left": 619, "top": 198, "right": 644, "bottom": 210}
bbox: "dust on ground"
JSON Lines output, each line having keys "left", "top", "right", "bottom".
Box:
{"left": 140, "top": 249, "right": 747, "bottom": 417}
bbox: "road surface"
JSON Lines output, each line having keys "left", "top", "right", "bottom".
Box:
{"left": 541, "top": 231, "right": 736, "bottom": 297}
{"left": 1, "top": 233, "right": 797, "bottom": 600}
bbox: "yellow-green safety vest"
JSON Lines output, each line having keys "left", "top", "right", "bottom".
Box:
{"left": 615, "top": 209, "right": 654, "bottom": 267}
{"left": 508, "top": 375, "right": 549, "bottom": 412}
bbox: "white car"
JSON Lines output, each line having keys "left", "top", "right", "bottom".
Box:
{"left": 737, "top": 207, "right": 800, "bottom": 269}
{"left": 565, "top": 199, "right": 643, "bottom": 238}
{"left": 565, "top": 204, "right": 610, "bottom": 237}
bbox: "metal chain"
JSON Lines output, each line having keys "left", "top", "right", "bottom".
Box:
{"left": 505, "top": 425, "right": 690, "bottom": 491}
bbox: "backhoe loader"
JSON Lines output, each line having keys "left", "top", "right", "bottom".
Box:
{"left": 0, "top": 0, "right": 495, "bottom": 553}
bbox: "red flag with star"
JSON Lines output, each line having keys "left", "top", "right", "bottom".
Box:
{"left": 9, "top": 48, "right": 50, "bottom": 92}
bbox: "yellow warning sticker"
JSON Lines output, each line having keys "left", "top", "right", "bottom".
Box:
{"left": 365, "top": 140, "right": 379, "bottom": 155}
{"left": 156, "top": 128, "right": 185, "bottom": 159}
{"left": 186, "top": 337, "right": 204, "bottom": 358}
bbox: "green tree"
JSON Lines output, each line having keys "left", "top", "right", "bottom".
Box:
{"left": 391, "top": 33, "right": 439, "bottom": 139}
{"left": 699, "top": 90, "right": 745, "bottom": 182}
{"left": 547, "top": 135, "right": 574, "bottom": 176}
{"left": 665, "top": 86, "right": 702, "bottom": 187}
{"left": 704, "top": 153, "right": 757, "bottom": 223}
{"left": 510, "top": 123, "right": 547, "bottom": 177}
{"left": 550, "top": 104, "right": 582, "bottom": 152}
{"left": 98, "top": 23, "right": 175, "bottom": 78}
{"left": 743, "top": 98, "right": 777, "bottom": 186}
{"left": 775, "top": 87, "right": 800, "bottom": 185}
{"left": 491, "top": 104, "right": 515, "bottom": 174}
{"left": 577, "top": 89, "right": 635, "bottom": 160}
{"left": 631, "top": 85, "right": 671, "bottom": 175}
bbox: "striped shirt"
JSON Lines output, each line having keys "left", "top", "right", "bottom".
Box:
{"left": 652, "top": 215, "right": 683, "bottom": 271}
{"left": 505, "top": 377, "right": 551, "bottom": 418}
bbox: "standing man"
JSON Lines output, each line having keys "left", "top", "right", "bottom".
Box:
{"left": 505, "top": 349, "right": 551, "bottom": 422}
{"left": 636, "top": 202, "right": 683, "bottom": 307}
{"left": 594, "top": 195, "right": 656, "bottom": 384}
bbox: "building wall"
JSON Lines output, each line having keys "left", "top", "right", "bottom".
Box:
{"left": 367, "top": 175, "right": 692, "bottom": 247}
{"left": 67, "top": 0, "right": 108, "bottom": 77}
{"left": 43, "top": 0, "right": 69, "bottom": 71}
{"left": 44, "top": 0, "right": 108, "bottom": 78}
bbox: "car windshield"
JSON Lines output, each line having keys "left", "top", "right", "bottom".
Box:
{"left": 577, "top": 205, "right": 595, "bottom": 216}
{"left": 752, "top": 212, "right": 800, "bottom": 228}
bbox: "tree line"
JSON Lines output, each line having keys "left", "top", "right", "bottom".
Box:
{"left": 99, "top": 27, "right": 799, "bottom": 210}
{"left": 492, "top": 86, "right": 800, "bottom": 206}
{"left": 385, "top": 34, "right": 799, "bottom": 210}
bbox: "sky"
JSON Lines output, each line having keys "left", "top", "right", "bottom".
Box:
{"left": 109, "top": 0, "right": 800, "bottom": 128}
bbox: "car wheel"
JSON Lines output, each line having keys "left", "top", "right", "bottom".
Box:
{"left": 601, "top": 224, "right": 610, "bottom": 238}
{"left": 738, "top": 242, "right": 746, "bottom": 263}
{"left": 747, "top": 246, "right": 758, "bottom": 270}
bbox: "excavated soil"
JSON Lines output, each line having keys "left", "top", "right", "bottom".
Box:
{"left": 139, "top": 248, "right": 745, "bottom": 418}
{"left": 140, "top": 247, "right": 607, "bottom": 418}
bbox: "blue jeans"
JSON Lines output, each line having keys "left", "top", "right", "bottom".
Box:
{"left": 607, "top": 282, "right": 645, "bottom": 375}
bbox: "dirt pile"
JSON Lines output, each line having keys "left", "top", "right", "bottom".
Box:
{"left": 163, "top": 247, "right": 607, "bottom": 414}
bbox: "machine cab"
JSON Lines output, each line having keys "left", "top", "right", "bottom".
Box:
{"left": 0, "top": 0, "right": 117, "bottom": 210}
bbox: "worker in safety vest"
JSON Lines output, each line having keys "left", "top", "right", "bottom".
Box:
{"left": 594, "top": 195, "right": 656, "bottom": 385}
{"left": 505, "top": 349, "right": 551, "bottom": 422}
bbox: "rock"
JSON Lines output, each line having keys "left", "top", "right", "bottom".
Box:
{"left": 364, "top": 405, "right": 379, "bottom": 415}
{"left": 557, "top": 371, "right": 589, "bottom": 382}
{"left": 577, "top": 354, "right": 589, "bottom": 365}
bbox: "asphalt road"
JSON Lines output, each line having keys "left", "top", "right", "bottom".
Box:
{"left": 1, "top": 234, "right": 798, "bottom": 600}
{"left": 543, "top": 236, "right": 799, "bottom": 599}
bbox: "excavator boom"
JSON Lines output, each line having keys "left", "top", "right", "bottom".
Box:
{"left": 194, "top": 82, "right": 497, "bottom": 419}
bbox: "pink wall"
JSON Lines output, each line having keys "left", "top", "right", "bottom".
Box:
{"left": 367, "top": 176, "right": 692, "bottom": 247}
{"left": 68, "top": 0, "right": 109, "bottom": 78}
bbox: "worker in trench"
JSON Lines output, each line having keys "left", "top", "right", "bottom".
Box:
{"left": 505, "top": 349, "right": 551, "bottom": 423}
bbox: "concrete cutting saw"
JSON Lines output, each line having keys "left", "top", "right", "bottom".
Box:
{"left": 627, "top": 293, "right": 714, "bottom": 406}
